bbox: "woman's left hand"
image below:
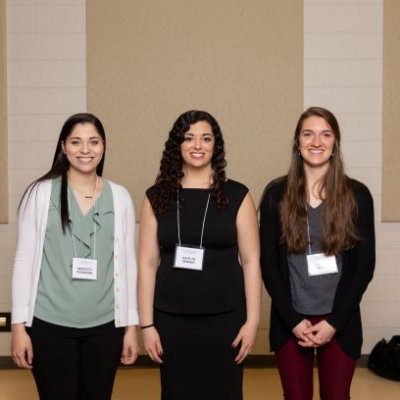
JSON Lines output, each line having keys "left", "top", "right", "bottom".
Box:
{"left": 120, "top": 326, "right": 139, "bottom": 365}
{"left": 232, "top": 321, "right": 258, "bottom": 364}
{"left": 301, "top": 320, "right": 336, "bottom": 347}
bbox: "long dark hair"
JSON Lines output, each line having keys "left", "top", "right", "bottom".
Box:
{"left": 281, "top": 106, "right": 359, "bottom": 255}
{"left": 149, "top": 110, "right": 227, "bottom": 216}
{"left": 20, "top": 113, "right": 106, "bottom": 232}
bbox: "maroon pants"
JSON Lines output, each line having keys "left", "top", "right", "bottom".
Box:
{"left": 275, "top": 318, "right": 356, "bottom": 400}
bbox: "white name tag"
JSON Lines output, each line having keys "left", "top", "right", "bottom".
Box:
{"left": 72, "top": 257, "right": 97, "bottom": 280}
{"left": 307, "top": 253, "right": 338, "bottom": 277}
{"left": 174, "top": 245, "right": 204, "bottom": 271}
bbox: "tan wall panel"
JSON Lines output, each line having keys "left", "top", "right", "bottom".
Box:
{"left": 87, "top": 0, "right": 303, "bottom": 217}
{"left": 383, "top": 0, "right": 400, "bottom": 221}
{"left": 0, "top": 0, "right": 8, "bottom": 224}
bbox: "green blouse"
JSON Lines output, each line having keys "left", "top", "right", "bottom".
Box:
{"left": 34, "top": 177, "right": 115, "bottom": 328}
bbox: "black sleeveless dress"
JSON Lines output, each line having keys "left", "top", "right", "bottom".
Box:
{"left": 147, "top": 179, "right": 248, "bottom": 400}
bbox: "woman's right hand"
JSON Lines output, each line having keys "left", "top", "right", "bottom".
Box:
{"left": 142, "top": 327, "right": 163, "bottom": 363}
{"left": 292, "top": 319, "right": 315, "bottom": 347}
{"left": 11, "top": 324, "right": 33, "bottom": 369}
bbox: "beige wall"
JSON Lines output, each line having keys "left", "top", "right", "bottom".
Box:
{"left": 0, "top": 0, "right": 8, "bottom": 224}
{"left": 0, "top": 0, "right": 86, "bottom": 355}
{"left": 1, "top": 0, "right": 400, "bottom": 358}
{"left": 87, "top": 0, "right": 303, "bottom": 355}
{"left": 382, "top": 0, "right": 400, "bottom": 221}
{"left": 87, "top": 0, "right": 303, "bottom": 215}
{"left": 304, "top": 0, "right": 400, "bottom": 352}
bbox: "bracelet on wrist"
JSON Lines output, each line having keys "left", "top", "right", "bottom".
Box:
{"left": 140, "top": 323, "right": 154, "bottom": 330}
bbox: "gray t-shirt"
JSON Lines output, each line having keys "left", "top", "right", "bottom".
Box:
{"left": 287, "top": 204, "right": 342, "bottom": 315}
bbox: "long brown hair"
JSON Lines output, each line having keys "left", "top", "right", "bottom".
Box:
{"left": 19, "top": 113, "right": 106, "bottom": 232}
{"left": 281, "top": 107, "right": 359, "bottom": 255}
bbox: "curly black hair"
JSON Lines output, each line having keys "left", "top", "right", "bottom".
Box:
{"left": 150, "top": 110, "right": 228, "bottom": 216}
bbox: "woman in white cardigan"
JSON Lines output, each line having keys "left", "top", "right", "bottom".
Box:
{"left": 11, "top": 113, "right": 139, "bottom": 400}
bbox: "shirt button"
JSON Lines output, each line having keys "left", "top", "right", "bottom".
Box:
{"left": 114, "top": 272, "right": 119, "bottom": 277}
{"left": 115, "top": 287, "right": 120, "bottom": 292}
{"left": 114, "top": 255, "right": 119, "bottom": 260}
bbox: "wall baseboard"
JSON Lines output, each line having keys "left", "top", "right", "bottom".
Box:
{"left": 0, "top": 354, "right": 369, "bottom": 370}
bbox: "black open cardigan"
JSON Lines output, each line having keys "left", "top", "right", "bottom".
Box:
{"left": 259, "top": 176, "right": 375, "bottom": 360}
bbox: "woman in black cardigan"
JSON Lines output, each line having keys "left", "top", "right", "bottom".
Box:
{"left": 260, "top": 107, "right": 375, "bottom": 400}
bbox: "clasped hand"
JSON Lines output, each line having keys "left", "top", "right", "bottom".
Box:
{"left": 292, "top": 319, "right": 336, "bottom": 348}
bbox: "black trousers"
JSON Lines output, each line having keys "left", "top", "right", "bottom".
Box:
{"left": 155, "top": 306, "right": 246, "bottom": 400}
{"left": 27, "top": 318, "right": 124, "bottom": 400}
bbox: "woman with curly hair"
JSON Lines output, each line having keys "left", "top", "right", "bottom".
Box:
{"left": 138, "top": 110, "right": 261, "bottom": 400}
{"left": 260, "top": 107, "right": 375, "bottom": 399}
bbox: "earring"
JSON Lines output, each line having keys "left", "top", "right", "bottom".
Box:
{"left": 331, "top": 152, "right": 335, "bottom": 158}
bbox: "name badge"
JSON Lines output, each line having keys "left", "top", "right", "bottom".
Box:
{"left": 72, "top": 257, "right": 97, "bottom": 280}
{"left": 306, "top": 253, "right": 338, "bottom": 277}
{"left": 174, "top": 244, "right": 204, "bottom": 271}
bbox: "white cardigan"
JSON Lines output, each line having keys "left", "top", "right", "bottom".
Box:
{"left": 11, "top": 179, "right": 139, "bottom": 327}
